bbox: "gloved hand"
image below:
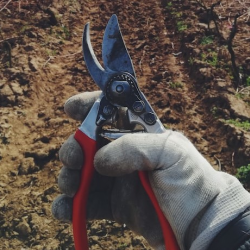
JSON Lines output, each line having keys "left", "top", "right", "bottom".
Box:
{"left": 52, "top": 91, "right": 250, "bottom": 250}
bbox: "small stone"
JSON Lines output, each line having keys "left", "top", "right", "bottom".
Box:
{"left": 197, "top": 23, "right": 208, "bottom": 29}
{"left": 217, "top": 81, "right": 227, "bottom": 88}
{"left": 192, "top": 48, "right": 201, "bottom": 56}
{"left": 15, "top": 220, "right": 31, "bottom": 237}
{"left": 227, "top": 94, "right": 250, "bottom": 120}
{"left": 1, "top": 84, "right": 13, "bottom": 96}
{"left": 27, "top": 31, "right": 37, "bottom": 38}
{"left": 245, "top": 57, "right": 250, "bottom": 63}
{"left": 0, "top": 182, "right": 7, "bottom": 187}
{"left": 0, "top": 199, "right": 7, "bottom": 209}
{"left": 29, "top": 57, "right": 39, "bottom": 72}
{"left": 199, "top": 67, "right": 212, "bottom": 77}
{"left": 10, "top": 82, "right": 23, "bottom": 95}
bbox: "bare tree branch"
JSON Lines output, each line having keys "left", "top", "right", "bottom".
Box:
{"left": 227, "top": 13, "right": 242, "bottom": 87}
{"left": 0, "top": 0, "right": 12, "bottom": 12}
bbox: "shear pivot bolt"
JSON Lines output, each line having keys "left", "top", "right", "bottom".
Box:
{"left": 133, "top": 101, "right": 145, "bottom": 113}
{"left": 144, "top": 112, "right": 156, "bottom": 125}
{"left": 116, "top": 85, "right": 124, "bottom": 93}
{"left": 103, "top": 105, "right": 113, "bottom": 115}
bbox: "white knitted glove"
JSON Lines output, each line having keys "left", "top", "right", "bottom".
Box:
{"left": 52, "top": 91, "right": 250, "bottom": 250}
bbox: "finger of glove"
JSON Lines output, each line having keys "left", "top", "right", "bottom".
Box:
{"left": 51, "top": 194, "right": 73, "bottom": 222}
{"left": 52, "top": 192, "right": 113, "bottom": 222}
{"left": 64, "top": 91, "right": 101, "bottom": 121}
{"left": 59, "top": 134, "right": 83, "bottom": 170}
{"left": 94, "top": 130, "right": 185, "bottom": 176}
{"left": 58, "top": 166, "right": 80, "bottom": 197}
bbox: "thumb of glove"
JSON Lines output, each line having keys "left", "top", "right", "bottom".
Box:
{"left": 94, "top": 129, "right": 250, "bottom": 250}
{"left": 94, "top": 130, "right": 182, "bottom": 176}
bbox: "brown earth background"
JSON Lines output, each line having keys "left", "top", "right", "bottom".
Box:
{"left": 0, "top": 0, "right": 250, "bottom": 249}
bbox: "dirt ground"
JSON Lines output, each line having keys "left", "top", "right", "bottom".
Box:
{"left": 0, "top": 0, "right": 250, "bottom": 249}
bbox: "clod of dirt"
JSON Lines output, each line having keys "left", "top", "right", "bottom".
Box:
{"left": 15, "top": 219, "right": 31, "bottom": 238}
{"left": 18, "top": 157, "right": 39, "bottom": 175}
{"left": 1, "top": 0, "right": 250, "bottom": 249}
{"left": 234, "top": 133, "right": 250, "bottom": 167}
{"left": 226, "top": 94, "right": 250, "bottom": 120}
{"left": 24, "top": 142, "right": 58, "bottom": 161}
{"left": 199, "top": 68, "right": 213, "bottom": 81}
{"left": 10, "top": 82, "right": 23, "bottom": 96}
{"left": 225, "top": 125, "right": 244, "bottom": 148}
{"left": 1, "top": 84, "right": 15, "bottom": 104}
{"left": 28, "top": 57, "right": 40, "bottom": 72}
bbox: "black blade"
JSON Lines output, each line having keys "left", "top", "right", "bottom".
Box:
{"left": 102, "top": 14, "right": 135, "bottom": 77}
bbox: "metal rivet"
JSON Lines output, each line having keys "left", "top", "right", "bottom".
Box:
{"left": 103, "top": 105, "right": 113, "bottom": 115}
{"left": 116, "top": 85, "right": 124, "bottom": 93}
{"left": 144, "top": 112, "right": 156, "bottom": 125}
{"left": 133, "top": 101, "right": 145, "bottom": 113}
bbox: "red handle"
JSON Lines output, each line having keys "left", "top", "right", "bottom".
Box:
{"left": 138, "top": 171, "right": 180, "bottom": 250}
{"left": 72, "top": 128, "right": 179, "bottom": 250}
{"left": 73, "top": 129, "right": 97, "bottom": 250}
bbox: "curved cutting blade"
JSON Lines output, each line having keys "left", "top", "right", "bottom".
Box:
{"left": 82, "top": 23, "right": 112, "bottom": 91}
{"left": 102, "top": 14, "right": 136, "bottom": 77}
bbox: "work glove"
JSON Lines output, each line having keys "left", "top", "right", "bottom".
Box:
{"left": 52, "top": 91, "right": 250, "bottom": 250}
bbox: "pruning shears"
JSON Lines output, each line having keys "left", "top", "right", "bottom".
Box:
{"left": 73, "top": 14, "right": 180, "bottom": 250}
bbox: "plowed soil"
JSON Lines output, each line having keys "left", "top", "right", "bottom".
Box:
{"left": 0, "top": 0, "right": 250, "bottom": 249}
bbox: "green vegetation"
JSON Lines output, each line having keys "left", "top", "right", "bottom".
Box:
{"left": 188, "top": 57, "right": 194, "bottom": 65}
{"left": 210, "top": 106, "right": 224, "bottom": 119}
{"left": 117, "top": 243, "right": 129, "bottom": 250}
{"left": 176, "top": 21, "right": 187, "bottom": 32}
{"left": 235, "top": 92, "right": 244, "bottom": 99}
{"left": 246, "top": 76, "right": 250, "bottom": 86}
{"left": 20, "top": 25, "right": 29, "bottom": 33}
{"left": 200, "top": 35, "right": 214, "bottom": 45}
{"left": 45, "top": 25, "right": 71, "bottom": 42}
{"left": 225, "top": 119, "right": 250, "bottom": 131}
{"left": 154, "top": 36, "right": 160, "bottom": 42}
{"left": 208, "top": 53, "right": 218, "bottom": 67}
{"left": 173, "top": 11, "right": 182, "bottom": 18}
{"left": 201, "top": 51, "right": 218, "bottom": 67}
{"left": 169, "top": 81, "right": 184, "bottom": 89}
{"left": 165, "top": 2, "right": 173, "bottom": 9}
{"left": 46, "top": 49, "right": 57, "bottom": 56}
{"left": 164, "top": 1, "right": 187, "bottom": 32}
{"left": 211, "top": 106, "right": 218, "bottom": 117}
{"left": 236, "top": 164, "right": 250, "bottom": 185}
{"left": 61, "top": 25, "right": 70, "bottom": 39}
